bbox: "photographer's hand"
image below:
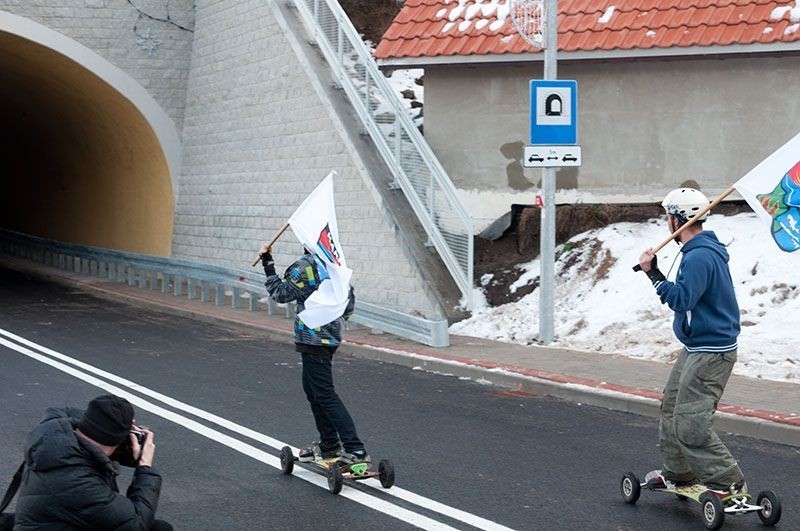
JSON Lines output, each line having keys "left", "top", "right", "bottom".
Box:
{"left": 131, "top": 429, "right": 155, "bottom": 467}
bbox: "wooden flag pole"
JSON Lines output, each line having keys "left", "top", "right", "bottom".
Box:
{"left": 633, "top": 186, "right": 736, "bottom": 270}
{"left": 251, "top": 223, "right": 290, "bottom": 267}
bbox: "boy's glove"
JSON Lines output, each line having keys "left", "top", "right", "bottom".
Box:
{"left": 261, "top": 251, "right": 276, "bottom": 276}
{"left": 343, "top": 286, "right": 355, "bottom": 321}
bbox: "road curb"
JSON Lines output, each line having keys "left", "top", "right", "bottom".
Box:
{"left": 339, "top": 341, "right": 800, "bottom": 447}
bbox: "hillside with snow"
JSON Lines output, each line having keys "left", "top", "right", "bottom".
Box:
{"left": 451, "top": 213, "right": 800, "bottom": 383}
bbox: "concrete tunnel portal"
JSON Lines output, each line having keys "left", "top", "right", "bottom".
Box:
{"left": 0, "top": 15, "right": 179, "bottom": 256}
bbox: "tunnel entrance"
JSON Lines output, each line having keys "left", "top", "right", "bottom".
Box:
{"left": 0, "top": 20, "right": 176, "bottom": 256}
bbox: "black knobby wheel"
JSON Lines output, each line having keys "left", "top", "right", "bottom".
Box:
{"left": 280, "top": 446, "right": 294, "bottom": 475}
{"left": 699, "top": 493, "right": 724, "bottom": 530}
{"left": 756, "top": 490, "right": 782, "bottom": 526}
{"left": 327, "top": 463, "right": 344, "bottom": 494}
{"left": 378, "top": 459, "right": 395, "bottom": 489}
{"left": 620, "top": 472, "right": 641, "bottom": 504}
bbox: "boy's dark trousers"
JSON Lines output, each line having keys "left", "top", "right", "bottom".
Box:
{"left": 301, "top": 352, "right": 364, "bottom": 452}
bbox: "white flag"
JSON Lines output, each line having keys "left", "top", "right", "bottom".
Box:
{"left": 733, "top": 132, "right": 800, "bottom": 252}
{"left": 288, "top": 172, "right": 353, "bottom": 328}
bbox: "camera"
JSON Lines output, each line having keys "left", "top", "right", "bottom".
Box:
{"left": 131, "top": 429, "right": 146, "bottom": 446}
{"left": 110, "top": 428, "right": 147, "bottom": 467}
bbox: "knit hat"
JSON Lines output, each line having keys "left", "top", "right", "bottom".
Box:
{"left": 77, "top": 394, "right": 135, "bottom": 446}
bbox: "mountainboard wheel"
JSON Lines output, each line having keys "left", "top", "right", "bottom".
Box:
{"left": 327, "top": 463, "right": 343, "bottom": 494}
{"left": 280, "top": 446, "right": 294, "bottom": 475}
{"left": 756, "top": 490, "right": 782, "bottom": 526}
{"left": 699, "top": 492, "right": 724, "bottom": 530}
{"left": 620, "top": 472, "right": 640, "bottom": 504}
{"left": 378, "top": 459, "right": 395, "bottom": 489}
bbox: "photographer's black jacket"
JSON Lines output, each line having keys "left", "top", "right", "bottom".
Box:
{"left": 12, "top": 407, "right": 162, "bottom": 530}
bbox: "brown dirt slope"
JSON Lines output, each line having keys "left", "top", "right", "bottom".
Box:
{"left": 339, "top": 0, "right": 402, "bottom": 43}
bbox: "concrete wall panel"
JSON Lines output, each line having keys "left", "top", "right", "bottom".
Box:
{"left": 425, "top": 58, "right": 800, "bottom": 231}
{"left": 173, "top": 0, "right": 441, "bottom": 317}
{"left": 0, "top": 0, "right": 194, "bottom": 132}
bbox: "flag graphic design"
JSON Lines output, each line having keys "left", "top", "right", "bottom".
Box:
{"left": 755, "top": 160, "right": 800, "bottom": 252}
{"left": 734, "top": 131, "right": 800, "bottom": 253}
{"left": 316, "top": 224, "right": 342, "bottom": 266}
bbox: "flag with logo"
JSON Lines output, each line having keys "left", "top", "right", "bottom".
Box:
{"left": 288, "top": 171, "right": 353, "bottom": 328}
{"left": 733, "top": 132, "right": 800, "bottom": 252}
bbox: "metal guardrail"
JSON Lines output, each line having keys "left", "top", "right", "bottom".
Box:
{"left": 0, "top": 230, "right": 449, "bottom": 347}
{"left": 286, "top": 0, "right": 475, "bottom": 309}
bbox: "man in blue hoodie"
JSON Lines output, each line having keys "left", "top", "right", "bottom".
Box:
{"left": 638, "top": 188, "right": 745, "bottom": 495}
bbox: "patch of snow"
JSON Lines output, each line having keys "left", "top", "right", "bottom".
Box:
{"left": 599, "top": 6, "right": 616, "bottom": 24}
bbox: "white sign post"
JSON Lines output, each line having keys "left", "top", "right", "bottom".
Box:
{"left": 539, "top": 0, "right": 558, "bottom": 345}
{"left": 511, "top": 0, "right": 567, "bottom": 345}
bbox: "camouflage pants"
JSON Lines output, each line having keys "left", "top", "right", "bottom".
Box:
{"left": 659, "top": 349, "right": 744, "bottom": 488}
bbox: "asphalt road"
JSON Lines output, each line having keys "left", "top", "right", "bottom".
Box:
{"left": 1, "top": 265, "right": 799, "bottom": 530}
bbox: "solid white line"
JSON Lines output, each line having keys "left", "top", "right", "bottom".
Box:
{"left": 0, "top": 329, "right": 517, "bottom": 531}
{"left": 0, "top": 336, "right": 459, "bottom": 531}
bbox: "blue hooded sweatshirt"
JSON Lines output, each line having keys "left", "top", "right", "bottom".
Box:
{"left": 651, "top": 231, "right": 740, "bottom": 353}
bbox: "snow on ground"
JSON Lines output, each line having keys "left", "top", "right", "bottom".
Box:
{"left": 451, "top": 213, "right": 800, "bottom": 383}
{"left": 364, "top": 39, "right": 424, "bottom": 129}
{"left": 383, "top": 67, "right": 424, "bottom": 128}
{"left": 372, "top": 45, "right": 799, "bottom": 384}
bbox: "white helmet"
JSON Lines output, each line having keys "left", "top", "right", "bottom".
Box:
{"left": 661, "top": 188, "right": 710, "bottom": 222}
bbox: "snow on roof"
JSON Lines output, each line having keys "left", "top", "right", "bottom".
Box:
{"left": 374, "top": 0, "right": 800, "bottom": 64}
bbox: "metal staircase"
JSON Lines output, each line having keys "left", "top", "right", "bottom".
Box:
{"left": 284, "top": 0, "right": 474, "bottom": 309}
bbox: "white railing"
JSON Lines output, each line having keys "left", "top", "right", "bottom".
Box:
{"left": 0, "top": 229, "right": 450, "bottom": 347}
{"left": 286, "top": 0, "right": 474, "bottom": 308}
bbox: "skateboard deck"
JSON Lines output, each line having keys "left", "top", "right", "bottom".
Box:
{"left": 620, "top": 471, "right": 781, "bottom": 530}
{"left": 279, "top": 446, "right": 395, "bottom": 494}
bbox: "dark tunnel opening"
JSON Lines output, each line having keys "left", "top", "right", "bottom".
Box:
{"left": 0, "top": 29, "right": 174, "bottom": 256}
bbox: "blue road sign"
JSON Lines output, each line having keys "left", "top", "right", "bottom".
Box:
{"left": 530, "top": 80, "right": 578, "bottom": 145}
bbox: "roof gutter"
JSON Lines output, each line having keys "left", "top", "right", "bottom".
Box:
{"left": 376, "top": 41, "right": 800, "bottom": 69}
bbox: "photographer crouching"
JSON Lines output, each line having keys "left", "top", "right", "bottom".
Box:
{"left": 10, "top": 394, "right": 171, "bottom": 530}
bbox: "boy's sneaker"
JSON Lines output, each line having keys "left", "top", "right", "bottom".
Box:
{"left": 337, "top": 449, "right": 371, "bottom": 465}
{"left": 298, "top": 441, "right": 343, "bottom": 462}
{"left": 644, "top": 470, "right": 697, "bottom": 490}
{"left": 644, "top": 470, "right": 676, "bottom": 490}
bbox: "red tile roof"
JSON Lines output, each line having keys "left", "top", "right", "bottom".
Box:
{"left": 374, "top": 0, "right": 800, "bottom": 63}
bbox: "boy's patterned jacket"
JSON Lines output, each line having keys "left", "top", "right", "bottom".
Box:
{"left": 264, "top": 252, "right": 354, "bottom": 348}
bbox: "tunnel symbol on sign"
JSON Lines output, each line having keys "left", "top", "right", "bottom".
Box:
{"left": 535, "top": 86, "right": 571, "bottom": 126}
{"left": 545, "top": 94, "right": 562, "bottom": 116}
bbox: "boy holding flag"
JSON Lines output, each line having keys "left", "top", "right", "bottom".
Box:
{"left": 258, "top": 173, "right": 368, "bottom": 465}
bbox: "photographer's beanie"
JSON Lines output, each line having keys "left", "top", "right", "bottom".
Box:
{"left": 78, "top": 394, "right": 134, "bottom": 446}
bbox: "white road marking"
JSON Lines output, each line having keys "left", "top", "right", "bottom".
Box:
{"left": 0, "top": 328, "right": 516, "bottom": 531}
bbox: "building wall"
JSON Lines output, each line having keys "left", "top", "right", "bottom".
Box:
{"left": 173, "top": 0, "right": 442, "bottom": 317}
{"left": 0, "top": 0, "right": 194, "bottom": 132}
{"left": 424, "top": 57, "right": 800, "bottom": 231}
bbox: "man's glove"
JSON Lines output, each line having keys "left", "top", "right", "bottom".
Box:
{"left": 261, "top": 251, "right": 276, "bottom": 276}
{"left": 645, "top": 256, "right": 666, "bottom": 284}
